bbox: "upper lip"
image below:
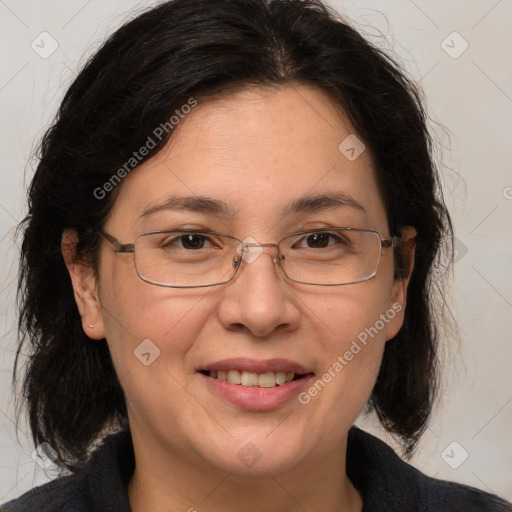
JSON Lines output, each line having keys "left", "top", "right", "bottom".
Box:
{"left": 199, "top": 358, "right": 312, "bottom": 375}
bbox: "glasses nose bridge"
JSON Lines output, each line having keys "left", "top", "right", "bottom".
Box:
{"left": 236, "top": 240, "right": 284, "bottom": 267}
{"left": 245, "top": 241, "right": 279, "bottom": 249}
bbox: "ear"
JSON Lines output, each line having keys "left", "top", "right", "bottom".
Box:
{"left": 61, "top": 229, "right": 105, "bottom": 340}
{"left": 386, "top": 226, "right": 416, "bottom": 341}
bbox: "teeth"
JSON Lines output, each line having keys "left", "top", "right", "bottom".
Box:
{"left": 258, "top": 372, "right": 276, "bottom": 388}
{"left": 227, "top": 370, "right": 241, "bottom": 385}
{"left": 241, "top": 371, "right": 258, "bottom": 386}
{"left": 275, "top": 371, "right": 286, "bottom": 385}
{"left": 209, "top": 370, "right": 296, "bottom": 387}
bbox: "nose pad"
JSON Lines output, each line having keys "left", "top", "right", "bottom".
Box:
{"left": 273, "top": 254, "right": 286, "bottom": 265}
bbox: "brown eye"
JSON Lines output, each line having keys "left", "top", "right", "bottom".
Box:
{"left": 292, "top": 232, "right": 345, "bottom": 250}
{"left": 304, "top": 232, "right": 331, "bottom": 248}
{"left": 178, "top": 234, "right": 207, "bottom": 250}
{"left": 161, "top": 233, "right": 209, "bottom": 250}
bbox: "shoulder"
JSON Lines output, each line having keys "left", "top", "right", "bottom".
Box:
{"left": 347, "top": 427, "right": 512, "bottom": 512}
{"left": 1, "top": 429, "right": 134, "bottom": 512}
{"left": 421, "top": 476, "right": 512, "bottom": 512}
{"left": 0, "top": 473, "right": 89, "bottom": 512}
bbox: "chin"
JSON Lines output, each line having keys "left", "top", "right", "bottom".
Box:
{"left": 193, "top": 429, "right": 309, "bottom": 477}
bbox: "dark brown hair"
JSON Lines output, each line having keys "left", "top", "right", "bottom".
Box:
{"left": 15, "top": 0, "right": 452, "bottom": 469}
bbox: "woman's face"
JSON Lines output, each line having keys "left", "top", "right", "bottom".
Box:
{"left": 72, "top": 85, "right": 412, "bottom": 476}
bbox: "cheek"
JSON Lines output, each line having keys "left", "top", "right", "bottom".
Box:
{"left": 316, "top": 295, "right": 390, "bottom": 386}
{"left": 309, "top": 273, "right": 396, "bottom": 354}
{"left": 101, "top": 283, "right": 217, "bottom": 435}
{"left": 300, "top": 272, "right": 397, "bottom": 407}
{"left": 98, "top": 261, "right": 213, "bottom": 380}
{"left": 287, "top": 286, "right": 395, "bottom": 453}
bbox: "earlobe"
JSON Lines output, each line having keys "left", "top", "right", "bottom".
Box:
{"left": 61, "top": 229, "right": 105, "bottom": 340}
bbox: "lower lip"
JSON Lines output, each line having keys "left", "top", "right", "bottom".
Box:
{"left": 199, "top": 372, "right": 314, "bottom": 411}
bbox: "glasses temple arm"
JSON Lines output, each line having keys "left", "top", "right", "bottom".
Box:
{"left": 99, "top": 231, "right": 135, "bottom": 253}
{"left": 382, "top": 236, "right": 402, "bottom": 248}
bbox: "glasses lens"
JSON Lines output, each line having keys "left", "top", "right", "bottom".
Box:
{"left": 131, "top": 229, "right": 383, "bottom": 287}
{"left": 134, "top": 231, "right": 239, "bottom": 287}
{"left": 279, "top": 229, "right": 382, "bottom": 285}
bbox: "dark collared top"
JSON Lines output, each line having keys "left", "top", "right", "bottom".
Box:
{"left": 2, "top": 427, "right": 511, "bottom": 511}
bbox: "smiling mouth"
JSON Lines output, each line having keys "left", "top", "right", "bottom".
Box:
{"left": 200, "top": 370, "right": 308, "bottom": 388}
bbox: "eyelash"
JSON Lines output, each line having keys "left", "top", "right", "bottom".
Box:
{"left": 158, "top": 230, "right": 348, "bottom": 251}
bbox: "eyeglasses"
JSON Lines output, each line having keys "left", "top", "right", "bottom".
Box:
{"left": 99, "top": 228, "right": 401, "bottom": 288}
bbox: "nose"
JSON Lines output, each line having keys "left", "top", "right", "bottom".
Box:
{"left": 217, "top": 242, "right": 300, "bottom": 338}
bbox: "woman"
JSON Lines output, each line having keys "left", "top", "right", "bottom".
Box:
{"left": 3, "top": 0, "right": 511, "bottom": 510}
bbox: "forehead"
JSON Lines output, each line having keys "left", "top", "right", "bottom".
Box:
{"left": 107, "top": 85, "right": 387, "bottom": 234}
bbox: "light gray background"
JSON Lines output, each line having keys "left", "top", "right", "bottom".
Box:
{"left": 1, "top": 0, "right": 511, "bottom": 503}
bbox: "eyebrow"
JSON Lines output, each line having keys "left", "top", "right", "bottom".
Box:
{"left": 140, "top": 191, "right": 366, "bottom": 219}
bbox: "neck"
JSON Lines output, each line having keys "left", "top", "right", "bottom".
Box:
{"left": 127, "top": 427, "right": 363, "bottom": 512}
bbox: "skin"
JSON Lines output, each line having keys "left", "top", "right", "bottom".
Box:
{"left": 62, "top": 84, "right": 415, "bottom": 512}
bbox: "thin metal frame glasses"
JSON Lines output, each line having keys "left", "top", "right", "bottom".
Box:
{"left": 99, "top": 228, "right": 401, "bottom": 288}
